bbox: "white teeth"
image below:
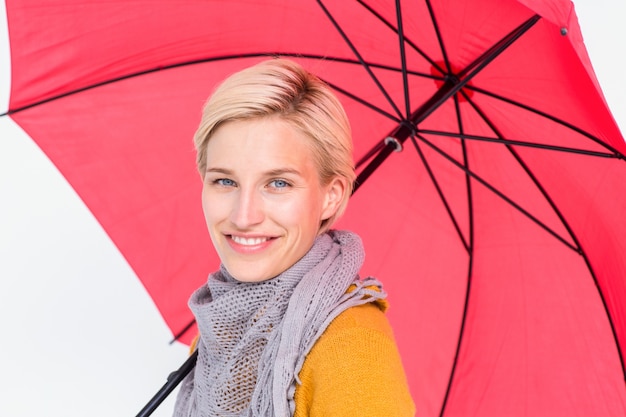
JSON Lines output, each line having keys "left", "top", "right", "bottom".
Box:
{"left": 231, "top": 236, "right": 268, "bottom": 246}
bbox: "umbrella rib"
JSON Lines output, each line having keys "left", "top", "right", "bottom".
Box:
{"left": 412, "top": 132, "right": 579, "bottom": 252}
{"left": 503, "top": 149, "right": 626, "bottom": 384}
{"left": 462, "top": 88, "right": 586, "bottom": 258}
{"left": 322, "top": 79, "right": 402, "bottom": 123}
{"left": 3, "top": 52, "right": 281, "bottom": 114}
{"left": 465, "top": 85, "right": 626, "bottom": 159}
{"left": 356, "top": 0, "right": 445, "bottom": 73}
{"left": 395, "top": 0, "right": 412, "bottom": 119}
{"left": 418, "top": 129, "right": 617, "bottom": 158}
{"left": 2, "top": 53, "right": 423, "bottom": 116}
{"left": 424, "top": 0, "right": 452, "bottom": 74}
{"left": 169, "top": 319, "right": 197, "bottom": 344}
{"left": 462, "top": 90, "right": 626, "bottom": 380}
{"left": 355, "top": 140, "right": 387, "bottom": 170}
{"left": 317, "top": 0, "right": 404, "bottom": 120}
{"left": 438, "top": 95, "right": 476, "bottom": 417}
{"left": 410, "top": 135, "right": 470, "bottom": 253}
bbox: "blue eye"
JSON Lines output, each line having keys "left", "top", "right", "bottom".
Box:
{"left": 215, "top": 178, "right": 236, "bottom": 187}
{"left": 270, "top": 179, "right": 290, "bottom": 188}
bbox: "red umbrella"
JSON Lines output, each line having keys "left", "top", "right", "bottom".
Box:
{"left": 4, "top": 0, "right": 626, "bottom": 415}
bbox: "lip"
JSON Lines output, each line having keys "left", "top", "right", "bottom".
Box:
{"left": 225, "top": 233, "right": 277, "bottom": 254}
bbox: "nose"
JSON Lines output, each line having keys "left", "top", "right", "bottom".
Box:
{"left": 229, "top": 187, "right": 264, "bottom": 229}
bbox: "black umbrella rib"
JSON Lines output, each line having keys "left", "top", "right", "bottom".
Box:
{"left": 418, "top": 129, "right": 617, "bottom": 158}
{"left": 355, "top": 140, "right": 387, "bottom": 171}
{"left": 1, "top": 52, "right": 424, "bottom": 116}
{"left": 3, "top": 52, "right": 282, "bottom": 114}
{"left": 317, "top": 0, "right": 404, "bottom": 120}
{"left": 411, "top": 134, "right": 470, "bottom": 253}
{"left": 463, "top": 88, "right": 583, "bottom": 248}
{"left": 412, "top": 132, "right": 578, "bottom": 252}
{"left": 395, "top": 0, "right": 412, "bottom": 119}
{"left": 356, "top": 0, "right": 444, "bottom": 73}
{"left": 407, "top": 92, "right": 473, "bottom": 252}
{"left": 169, "top": 318, "right": 196, "bottom": 345}
{"left": 323, "top": 80, "right": 401, "bottom": 123}
{"left": 355, "top": 0, "right": 444, "bottom": 103}
{"left": 438, "top": 95, "right": 476, "bottom": 417}
{"left": 1, "top": 53, "right": 267, "bottom": 114}
{"left": 462, "top": 90, "right": 626, "bottom": 381}
{"left": 465, "top": 85, "right": 626, "bottom": 160}
{"left": 424, "top": 0, "right": 452, "bottom": 74}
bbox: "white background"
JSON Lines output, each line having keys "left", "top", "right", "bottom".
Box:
{"left": 1, "top": 1, "right": 625, "bottom": 416}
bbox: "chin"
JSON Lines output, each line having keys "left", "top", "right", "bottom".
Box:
{"left": 227, "top": 267, "right": 274, "bottom": 283}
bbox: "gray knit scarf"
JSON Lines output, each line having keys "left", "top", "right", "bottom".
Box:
{"left": 173, "top": 230, "right": 386, "bottom": 417}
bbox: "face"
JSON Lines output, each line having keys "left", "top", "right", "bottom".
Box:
{"left": 201, "top": 117, "right": 346, "bottom": 282}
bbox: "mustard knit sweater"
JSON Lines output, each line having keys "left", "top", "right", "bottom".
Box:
{"left": 293, "top": 302, "right": 415, "bottom": 417}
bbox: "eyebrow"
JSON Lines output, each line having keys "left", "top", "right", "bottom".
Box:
{"left": 264, "top": 168, "right": 303, "bottom": 177}
{"left": 205, "top": 167, "right": 234, "bottom": 175}
{"left": 204, "top": 167, "right": 303, "bottom": 177}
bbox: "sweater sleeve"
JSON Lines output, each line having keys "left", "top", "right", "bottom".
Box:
{"left": 293, "top": 303, "right": 415, "bottom": 417}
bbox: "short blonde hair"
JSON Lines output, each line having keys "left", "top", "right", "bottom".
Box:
{"left": 194, "top": 58, "right": 355, "bottom": 233}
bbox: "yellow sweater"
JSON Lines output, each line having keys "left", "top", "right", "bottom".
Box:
{"left": 293, "top": 302, "right": 415, "bottom": 417}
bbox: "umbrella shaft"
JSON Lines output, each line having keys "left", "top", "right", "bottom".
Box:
{"left": 135, "top": 350, "right": 198, "bottom": 417}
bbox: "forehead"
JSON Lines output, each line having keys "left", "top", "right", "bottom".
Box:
{"left": 205, "top": 118, "right": 319, "bottom": 174}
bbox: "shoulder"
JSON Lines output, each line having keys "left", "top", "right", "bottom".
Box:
{"left": 302, "top": 302, "right": 403, "bottom": 377}
{"left": 294, "top": 303, "right": 415, "bottom": 417}
{"left": 324, "top": 301, "right": 395, "bottom": 339}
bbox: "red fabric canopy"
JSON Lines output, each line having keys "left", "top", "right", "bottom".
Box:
{"left": 5, "top": 1, "right": 626, "bottom": 415}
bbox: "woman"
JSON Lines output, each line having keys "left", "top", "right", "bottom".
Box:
{"left": 174, "top": 58, "right": 414, "bottom": 417}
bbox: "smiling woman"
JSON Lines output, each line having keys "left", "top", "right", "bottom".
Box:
{"left": 173, "top": 59, "right": 415, "bottom": 417}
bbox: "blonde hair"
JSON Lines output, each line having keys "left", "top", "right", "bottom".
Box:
{"left": 194, "top": 58, "right": 355, "bottom": 233}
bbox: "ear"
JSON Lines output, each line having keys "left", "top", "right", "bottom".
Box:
{"left": 320, "top": 176, "right": 348, "bottom": 221}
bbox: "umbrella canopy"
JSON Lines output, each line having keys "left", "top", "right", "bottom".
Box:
{"left": 3, "top": 0, "right": 626, "bottom": 416}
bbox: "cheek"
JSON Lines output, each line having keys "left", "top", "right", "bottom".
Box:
{"left": 271, "top": 193, "right": 325, "bottom": 228}
{"left": 201, "top": 189, "right": 224, "bottom": 225}
{"left": 201, "top": 189, "right": 211, "bottom": 218}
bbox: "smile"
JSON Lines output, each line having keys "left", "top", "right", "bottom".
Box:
{"left": 231, "top": 235, "right": 270, "bottom": 246}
